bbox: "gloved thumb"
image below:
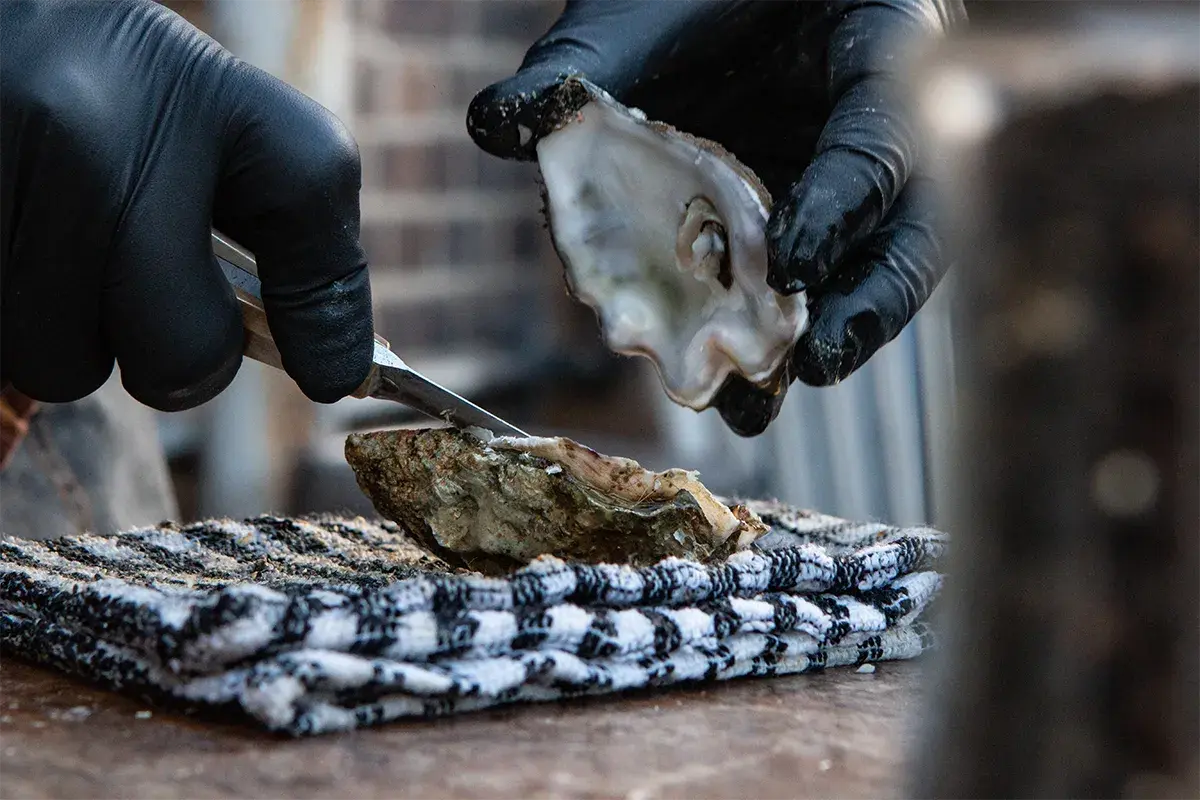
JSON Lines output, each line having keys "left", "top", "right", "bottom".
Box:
{"left": 466, "top": 0, "right": 730, "bottom": 161}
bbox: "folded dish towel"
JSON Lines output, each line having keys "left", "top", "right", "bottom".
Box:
{"left": 0, "top": 500, "right": 947, "bottom": 736}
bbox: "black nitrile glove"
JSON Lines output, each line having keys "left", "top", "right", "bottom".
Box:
{"left": 1, "top": 0, "right": 374, "bottom": 412}
{"left": 468, "top": 0, "right": 965, "bottom": 435}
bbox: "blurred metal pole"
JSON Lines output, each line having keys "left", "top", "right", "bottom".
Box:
{"left": 913, "top": 6, "right": 1199, "bottom": 797}
{"left": 654, "top": 277, "right": 954, "bottom": 526}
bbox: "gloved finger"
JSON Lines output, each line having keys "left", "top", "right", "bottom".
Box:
{"left": 791, "top": 176, "right": 945, "bottom": 387}
{"left": 466, "top": 0, "right": 743, "bottom": 161}
{"left": 766, "top": 1, "right": 942, "bottom": 295}
{"left": 0, "top": 62, "right": 122, "bottom": 402}
{"left": 212, "top": 61, "right": 374, "bottom": 404}
{"left": 713, "top": 371, "right": 791, "bottom": 438}
{"left": 106, "top": 163, "right": 243, "bottom": 412}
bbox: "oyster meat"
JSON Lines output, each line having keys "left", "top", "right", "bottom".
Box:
{"left": 344, "top": 427, "right": 767, "bottom": 572}
{"left": 536, "top": 78, "right": 808, "bottom": 411}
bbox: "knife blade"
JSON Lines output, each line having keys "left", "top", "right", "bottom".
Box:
{"left": 212, "top": 230, "right": 529, "bottom": 438}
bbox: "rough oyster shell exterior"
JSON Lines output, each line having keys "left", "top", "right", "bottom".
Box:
{"left": 344, "top": 427, "right": 766, "bottom": 573}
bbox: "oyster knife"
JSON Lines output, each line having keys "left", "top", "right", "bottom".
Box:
{"left": 212, "top": 231, "right": 529, "bottom": 438}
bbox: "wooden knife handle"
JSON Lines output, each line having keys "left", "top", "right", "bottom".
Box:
{"left": 0, "top": 386, "right": 38, "bottom": 471}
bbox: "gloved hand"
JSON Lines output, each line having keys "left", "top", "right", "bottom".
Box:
{"left": 0, "top": 0, "right": 374, "bottom": 412}
{"left": 468, "top": 0, "right": 965, "bottom": 435}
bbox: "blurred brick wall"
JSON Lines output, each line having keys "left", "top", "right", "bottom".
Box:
{"left": 348, "top": 0, "right": 574, "bottom": 367}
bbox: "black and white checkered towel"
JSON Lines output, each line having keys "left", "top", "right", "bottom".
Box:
{"left": 0, "top": 500, "right": 947, "bottom": 735}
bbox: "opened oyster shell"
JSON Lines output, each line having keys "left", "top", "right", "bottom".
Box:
{"left": 535, "top": 78, "right": 808, "bottom": 411}
{"left": 344, "top": 427, "right": 767, "bottom": 573}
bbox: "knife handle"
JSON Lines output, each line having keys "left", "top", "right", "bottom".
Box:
{"left": 230, "top": 284, "right": 390, "bottom": 397}
{"left": 232, "top": 285, "right": 286, "bottom": 370}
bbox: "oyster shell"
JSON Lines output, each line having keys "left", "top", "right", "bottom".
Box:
{"left": 535, "top": 78, "right": 808, "bottom": 410}
{"left": 344, "top": 427, "right": 767, "bottom": 573}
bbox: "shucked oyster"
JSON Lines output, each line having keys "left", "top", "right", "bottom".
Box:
{"left": 344, "top": 427, "right": 767, "bottom": 572}
{"left": 536, "top": 78, "right": 808, "bottom": 411}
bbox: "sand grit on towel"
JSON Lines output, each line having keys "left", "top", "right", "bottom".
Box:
{"left": 0, "top": 500, "right": 947, "bottom": 736}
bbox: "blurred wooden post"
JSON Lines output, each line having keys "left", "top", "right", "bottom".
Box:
{"left": 264, "top": 0, "right": 343, "bottom": 509}
{"left": 185, "top": 0, "right": 346, "bottom": 516}
{"left": 913, "top": 6, "right": 1200, "bottom": 797}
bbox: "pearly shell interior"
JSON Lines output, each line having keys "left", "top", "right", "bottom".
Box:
{"left": 535, "top": 79, "right": 808, "bottom": 411}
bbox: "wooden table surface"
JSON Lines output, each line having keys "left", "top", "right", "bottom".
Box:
{"left": 0, "top": 658, "right": 927, "bottom": 799}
